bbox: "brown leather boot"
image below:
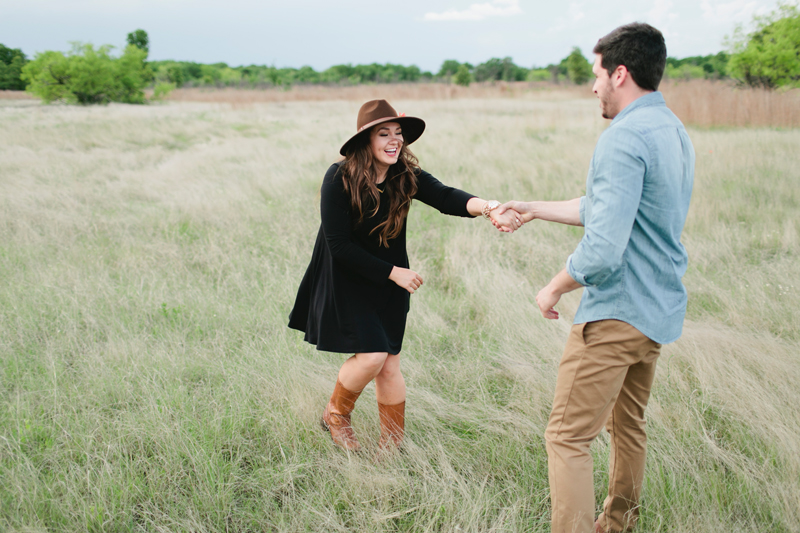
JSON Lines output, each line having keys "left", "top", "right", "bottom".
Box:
{"left": 320, "top": 380, "right": 362, "bottom": 451}
{"left": 378, "top": 401, "right": 405, "bottom": 451}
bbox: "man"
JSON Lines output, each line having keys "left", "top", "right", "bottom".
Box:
{"left": 498, "top": 23, "right": 695, "bottom": 533}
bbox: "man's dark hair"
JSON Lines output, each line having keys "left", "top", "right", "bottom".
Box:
{"left": 593, "top": 23, "right": 666, "bottom": 91}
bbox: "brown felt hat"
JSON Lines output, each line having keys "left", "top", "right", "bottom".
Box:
{"left": 339, "top": 99, "right": 426, "bottom": 156}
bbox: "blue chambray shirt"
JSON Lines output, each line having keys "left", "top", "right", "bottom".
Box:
{"left": 566, "top": 91, "right": 695, "bottom": 344}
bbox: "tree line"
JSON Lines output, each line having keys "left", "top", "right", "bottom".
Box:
{"left": 2, "top": 5, "right": 797, "bottom": 104}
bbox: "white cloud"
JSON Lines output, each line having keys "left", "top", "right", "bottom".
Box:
{"left": 569, "top": 2, "right": 585, "bottom": 21}
{"left": 648, "top": 0, "right": 679, "bottom": 24}
{"left": 423, "top": 0, "right": 523, "bottom": 21}
{"left": 699, "top": 0, "right": 765, "bottom": 24}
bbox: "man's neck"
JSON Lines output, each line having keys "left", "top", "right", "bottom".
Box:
{"left": 616, "top": 88, "right": 654, "bottom": 116}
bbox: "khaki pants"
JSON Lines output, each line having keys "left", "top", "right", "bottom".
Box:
{"left": 546, "top": 320, "right": 661, "bottom": 533}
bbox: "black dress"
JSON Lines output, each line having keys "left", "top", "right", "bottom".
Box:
{"left": 288, "top": 162, "right": 476, "bottom": 355}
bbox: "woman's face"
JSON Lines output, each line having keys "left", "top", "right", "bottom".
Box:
{"left": 369, "top": 121, "right": 403, "bottom": 171}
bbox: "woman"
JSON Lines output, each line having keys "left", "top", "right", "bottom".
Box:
{"left": 288, "top": 99, "right": 519, "bottom": 453}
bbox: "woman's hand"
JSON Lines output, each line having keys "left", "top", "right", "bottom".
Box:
{"left": 389, "top": 266, "right": 424, "bottom": 294}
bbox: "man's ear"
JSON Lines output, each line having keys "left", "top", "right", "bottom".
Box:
{"left": 613, "top": 65, "right": 629, "bottom": 88}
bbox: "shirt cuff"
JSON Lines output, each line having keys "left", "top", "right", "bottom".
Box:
{"left": 566, "top": 254, "right": 589, "bottom": 286}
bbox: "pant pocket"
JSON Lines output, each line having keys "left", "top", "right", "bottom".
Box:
{"left": 581, "top": 321, "right": 599, "bottom": 345}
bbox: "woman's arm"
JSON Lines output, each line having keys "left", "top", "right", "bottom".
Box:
{"left": 414, "top": 170, "right": 521, "bottom": 232}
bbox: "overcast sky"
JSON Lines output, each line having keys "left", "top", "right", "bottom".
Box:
{"left": 0, "top": 0, "right": 781, "bottom": 71}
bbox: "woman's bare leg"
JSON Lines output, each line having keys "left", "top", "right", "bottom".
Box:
{"left": 374, "top": 353, "right": 405, "bottom": 404}
{"left": 375, "top": 354, "right": 406, "bottom": 449}
{"left": 322, "top": 352, "right": 388, "bottom": 451}
{"left": 337, "top": 352, "right": 389, "bottom": 392}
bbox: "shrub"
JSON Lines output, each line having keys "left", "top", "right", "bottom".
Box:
{"left": 665, "top": 63, "right": 707, "bottom": 81}
{"left": 22, "top": 43, "right": 151, "bottom": 104}
{"left": 526, "top": 69, "right": 551, "bottom": 82}
{"left": 151, "top": 81, "right": 176, "bottom": 101}
{"left": 20, "top": 50, "right": 71, "bottom": 102}
{"left": 453, "top": 64, "right": 472, "bottom": 86}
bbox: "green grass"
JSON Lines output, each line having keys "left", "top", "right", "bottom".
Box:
{"left": 1, "top": 97, "right": 798, "bottom": 532}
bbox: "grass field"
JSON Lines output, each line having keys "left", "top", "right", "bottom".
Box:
{"left": 1, "top": 91, "right": 799, "bottom": 532}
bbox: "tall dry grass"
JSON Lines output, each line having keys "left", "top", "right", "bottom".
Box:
{"left": 0, "top": 97, "right": 798, "bottom": 532}
{"left": 165, "top": 80, "right": 800, "bottom": 128}
{"left": 6, "top": 79, "right": 798, "bottom": 127}
{"left": 661, "top": 79, "right": 800, "bottom": 128}
{"left": 163, "top": 81, "right": 589, "bottom": 106}
{"left": 0, "top": 90, "right": 35, "bottom": 100}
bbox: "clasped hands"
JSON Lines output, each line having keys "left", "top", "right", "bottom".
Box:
{"left": 488, "top": 201, "right": 534, "bottom": 233}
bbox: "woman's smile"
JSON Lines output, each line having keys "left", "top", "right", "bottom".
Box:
{"left": 370, "top": 121, "right": 404, "bottom": 169}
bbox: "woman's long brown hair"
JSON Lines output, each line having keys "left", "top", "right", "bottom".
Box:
{"left": 341, "top": 136, "right": 419, "bottom": 248}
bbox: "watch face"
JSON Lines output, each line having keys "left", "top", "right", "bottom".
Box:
{"left": 483, "top": 200, "right": 501, "bottom": 218}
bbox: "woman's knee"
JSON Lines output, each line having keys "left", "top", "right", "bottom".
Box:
{"left": 355, "top": 352, "right": 388, "bottom": 376}
{"left": 376, "top": 354, "right": 402, "bottom": 381}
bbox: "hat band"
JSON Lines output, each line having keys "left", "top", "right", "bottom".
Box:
{"left": 357, "top": 115, "right": 402, "bottom": 133}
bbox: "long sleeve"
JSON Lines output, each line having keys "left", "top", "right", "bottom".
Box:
{"left": 413, "top": 169, "right": 476, "bottom": 217}
{"left": 567, "top": 126, "right": 648, "bottom": 287}
{"left": 319, "top": 164, "right": 395, "bottom": 285}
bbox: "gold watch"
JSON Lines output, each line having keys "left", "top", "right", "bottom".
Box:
{"left": 482, "top": 200, "right": 501, "bottom": 219}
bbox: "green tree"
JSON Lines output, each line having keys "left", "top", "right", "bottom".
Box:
{"left": 126, "top": 29, "right": 149, "bottom": 56}
{"left": 22, "top": 42, "right": 151, "bottom": 104}
{"left": 438, "top": 59, "right": 462, "bottom": 78}
{"left": 665, "top": 52, "right": 729, "bottom": 80}
{"left": 728, "top": 4, "right": 800, "bottom": 89}
{"left": 453, "top": 64, "right": 472, "bottom": 86}
{"left": 68, "top": 44, "right": 120, "bottom": 104}
{"left": 294, "top": 65, "right": 320, "bottom": 84}
{"left": 565, "top": 47, "right": 592, "bottom": 85}
{"left": 665, "top": 62, "right": 706, "bottom": 80}
{"left": 321, "top": 64, "right": 356, "bottom": 84}
{"left": 0, "top": 44, "right": 29, "bottom": 90}
{"left": 20, "top": 50, "right": 70, "bottom": 102}
{"left": 200, "top": 63, "right": 224, "bottom": 85}
{"left": 115, "top": 45, "right": 151, "bottom": 102}
{"left": 526, "top": 68, "right": 551, "bottom": 82}
{"left": 473, "top": 57, "right": 527, "bottom": 82}
{"left": 163, "top": 64, "right": 185, "bottom": 86}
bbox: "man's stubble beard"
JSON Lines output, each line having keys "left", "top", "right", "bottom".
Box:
{"left": 600, "top": 79, "right": 618, "bottom": 120}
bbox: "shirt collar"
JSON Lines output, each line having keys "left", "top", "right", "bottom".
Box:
{"left": 612, "top": 91, "right": 665, "bottom": 123}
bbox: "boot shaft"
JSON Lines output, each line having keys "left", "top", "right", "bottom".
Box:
{"left": 378, "top": 401, "right": 405, "bottom": 450}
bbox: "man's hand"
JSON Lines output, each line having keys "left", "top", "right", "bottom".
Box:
{"left": 535, "top": 269, "right": 583, "bottom": 319}
{"left": 535, "top": 285, "right": 561, "bottom": 320}
{"left": 496, "top": 201, "right": 536, "bottom": 224}
{"left": 490, "top": 208, "right": 523, "bottom": 232}
{"left": 389, "top": 266, "right": 423, "bottom": 294}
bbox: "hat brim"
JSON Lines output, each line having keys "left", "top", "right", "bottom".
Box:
{"left": 339, "top": 116, "right": 426, "bottom": 156}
